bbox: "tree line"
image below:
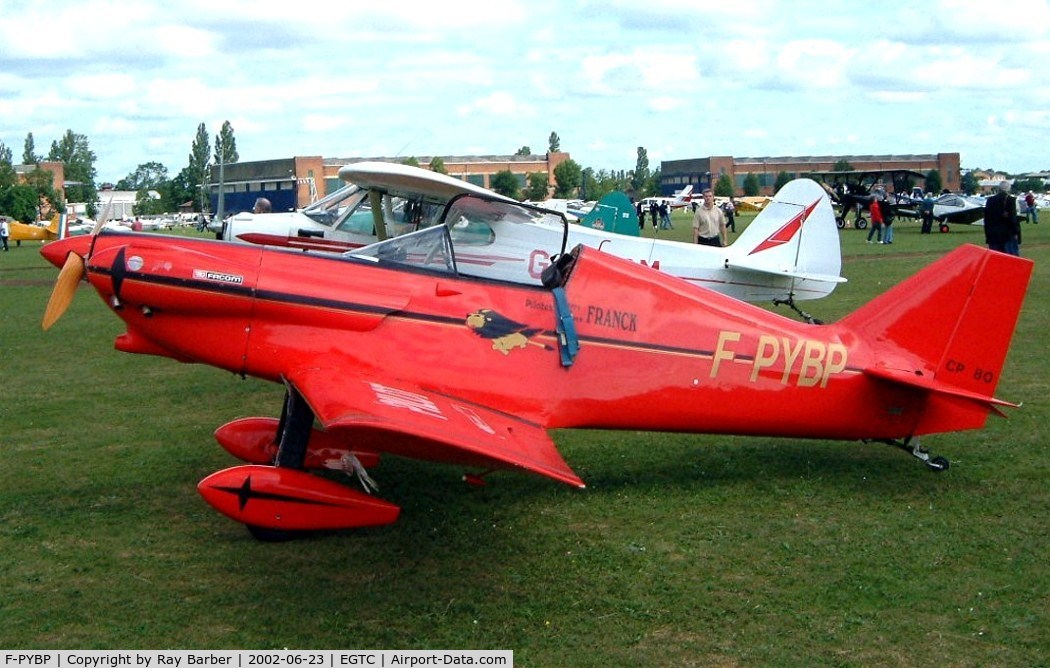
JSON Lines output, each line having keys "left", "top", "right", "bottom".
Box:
{"left": 0, "top": 125, "right": 667, "bottom": 221}
{"left": 0, "top": 121, "right": 237, "bottom": 222}
{"left": 5, "top": 124, "right": 1016, "bottom": 224}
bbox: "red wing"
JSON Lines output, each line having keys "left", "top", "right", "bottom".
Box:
{"left": 285, "top": 367, "right": 585, "bottom": 488}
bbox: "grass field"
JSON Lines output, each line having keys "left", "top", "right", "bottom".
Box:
{"left": 1, "top": 214, "right": 1047, "bottom": 665}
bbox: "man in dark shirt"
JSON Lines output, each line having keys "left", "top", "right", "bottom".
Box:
{"left": 983, "top": 182, "right": 1020, "bottom": 256}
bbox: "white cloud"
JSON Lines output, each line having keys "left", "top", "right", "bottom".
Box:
{"left": 774, "top": 40, "right": 852, "bottom": 89}
{"left": 457, "top": 92, "right": 534, "bottom": 118}
{"left": 4, "top": 0, "right": 1050, "bottom": 179}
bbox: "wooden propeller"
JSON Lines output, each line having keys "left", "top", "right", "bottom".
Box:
{"left": 42, "top": 252, "right": 86, "bottom": 330}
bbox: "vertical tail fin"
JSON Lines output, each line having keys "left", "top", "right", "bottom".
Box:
{"left": 46, "top": 213, "right": 67, "bottom": 239}
{"left": 579, "top": 192, "right": 640, "bottom": 236}
{"left": 726, "top": 178, "right": 844, "bottom": 300}
{"left": 841, "top": 244, "right": 1033, "bottom": 432}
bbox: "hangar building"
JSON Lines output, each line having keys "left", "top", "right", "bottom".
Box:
{"left": 660, "top": 153, "right": 961, "bottom": 197}
{"left": 207, "top": 152, "right": 571, "bottom": 214}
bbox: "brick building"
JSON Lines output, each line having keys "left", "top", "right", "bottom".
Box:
{"left": 660, "top": 153, "right": 961, "bottom": 197}
{"left": 208, "top": 152, "right": 571, "bottom": 214}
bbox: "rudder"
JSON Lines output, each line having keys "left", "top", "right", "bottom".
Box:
{"left": 841, "top": 244, "right": 1032, "bottom": 428}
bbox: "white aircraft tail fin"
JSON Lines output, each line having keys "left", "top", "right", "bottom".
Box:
{"left": 726, "top": 179, "right": 844, "bottom": 300}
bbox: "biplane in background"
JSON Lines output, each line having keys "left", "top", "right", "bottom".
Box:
{"left": 218, "top": 161, "right": 847, "bottom": 308}
{"left": 808, "top": 168, "right": 927, "bottom": 229}
{"left": 40, "top": 190, "right": 1031, "bottom": 540}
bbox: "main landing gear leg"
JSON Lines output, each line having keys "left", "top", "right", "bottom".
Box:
{"left": 246, "top": 386, "right": 315, "bottom": 542}
{"left": 274, "top": 385, "right": 313, "bottom": 470}
{"left": 882, "top": 436, "right": 950, "bottom": 472}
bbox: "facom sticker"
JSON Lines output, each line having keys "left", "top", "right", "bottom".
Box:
{"left": 193, "top": 269, "right": 244, "bottom": 284}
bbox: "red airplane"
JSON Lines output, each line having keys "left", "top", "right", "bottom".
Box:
{"left": 40, "top": 193, "right": 1032, "bottom": 540}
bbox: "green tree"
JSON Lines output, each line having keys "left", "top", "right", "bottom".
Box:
{"left": 924, "top": 169, "right": 943, "bottom": 195}
{"left": 134, "top": 189, "right": 166, "bottom": 216}
{"left": 117, "top": 161, "right": 169, "bottom": 191}
{"left": 592, "top": 168, "right": 629, "bottom": 198}
{"left": 646, "top": 167, "right": 661, "bottom": 199}
{"left": 0, "top": 184, "right": 40, "bottom": 222}
{"left": 167, "top": 168, "right": 195, "bottom": 212}
{"left": 428, "top": 156, "right": 447, "bottom": 174}
{"left": 515, "top": 146, "right": 531, "bottom": 156}
{"left": 48, "top": 129, "right": 98, "bottom": 217}
{"left": 525, "top": 172, "right": 549, "bottom": 201}
{"left": 401, "top": 157, "right": 420, "bottom": 168}
{"left": 214, "top": 120, "right": 238, "bottom": 165}
{"left": 23, "top": 132, "right": 40, "bottom": 164}
{"left": 580, "top": 167, "right": 597, "bottom": 200}
{"left": 773, "top": 171, "right": 792, "bottom": 193}
{"left": 832, "top": 159, "right": 854, "bottom": 171}
{"left": 181, "top": 123, "right": 212, "bottom": 212}
{"left": 630, "top": 147, "right": 650, "bottom": 195}
{"left": 714, "top": 173, "right": 734, "bottom": 197}
{"left": 960, "top": 172, "right": 979, "bottom": 195}
{"left": 1011, "top": 176, "right": 1044, "bottom": 194}
{"left": 490, "top": 170, "right": 521, "bottom": 199}
{"left": 0, "top": 141, "right": 16, "bottom": 188}
{"left": 22, "top": 167, "right": 63, "bottom": 218}
{"left": 548, "top": 132, "right": 560, "bottom": 153}
{"left": 553, "top": 159, "right": 582, "bottom": 198}
{"left": 743, "top": 173, "right": 760, "bottom": 196}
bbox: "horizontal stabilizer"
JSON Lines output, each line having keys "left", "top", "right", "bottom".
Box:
{"left": 726, "top": 257, "right": 848, "bottom": 284}
{"left": 864, "top": 365, "right": 1017, "bottom": 411}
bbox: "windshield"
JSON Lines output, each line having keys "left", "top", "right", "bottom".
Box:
{"left": 301, "top": 184, "right": 367, "bottom": 227}
{"left": 346, "top": 194, "right": 569, "bottom": 286}
{"left": 325, "top": 192, "right": 445, "bottom": 237}
{"left": 347, "top": 225, "right": 456, "bottom": 274}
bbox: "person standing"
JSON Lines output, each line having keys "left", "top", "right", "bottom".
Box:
{"left": 722, "top": 198, "right": 736, "bottom": 233}
{"left": 983, "top": 181, "right": 1020, "bottom": 255}
{"left": 0, "top": 217, "right": 9, "bottom": 252}
{"left": 659, "top": 201, "right": 672, "bottom": 230}
{"left": 920, "top": 192, "right": 935, "bottom": 234}
{"left": 692, "top": 189, "right": 727, "bottom": 247}
{"left": 866, "top": 199, "right": 883, "bottom": 244}
{"left": 1025, "top": 191, "right": 1038, "bottom": 224}
{"left": 876, "top": 190, "right": 894, "bottom": 244}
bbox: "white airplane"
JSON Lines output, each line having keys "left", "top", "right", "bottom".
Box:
{"left": 220, "top": 161, "right": 844, "bottom": 307}
{"left": 639, "top": 184, "right": 695, "bottom": 210}
{"left": 437, "top": 179, "right": 844, "bottom": 309}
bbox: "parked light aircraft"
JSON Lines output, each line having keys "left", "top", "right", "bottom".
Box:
{"left": 6, "top": 215, "right": 66, "bottom": 244}
{"left": 895, "top": 193, "right": 987, "bottom": 232}
{"left": 810, "top": 169, "right": 927, "bottom": 229}
{"left": 221, "top": 162, "right": 845, "bottom": 307}
{"left": 40, "top": 192, "right": 1032, "bottom": 539}
{"left": 639, "top": 184, "right": 694, "bottom": 210}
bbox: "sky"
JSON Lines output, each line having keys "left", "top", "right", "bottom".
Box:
{"left": 2, "top": 0, "right": 1049, "bottom": 184}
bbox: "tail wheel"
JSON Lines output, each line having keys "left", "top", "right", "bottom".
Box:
{"left": 926, "top": 456, "right": 950, "bottom": 472}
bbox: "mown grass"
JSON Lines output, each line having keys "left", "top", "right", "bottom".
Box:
{"left": 1, "top": 215, "right": 1047, "bottom": 665}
